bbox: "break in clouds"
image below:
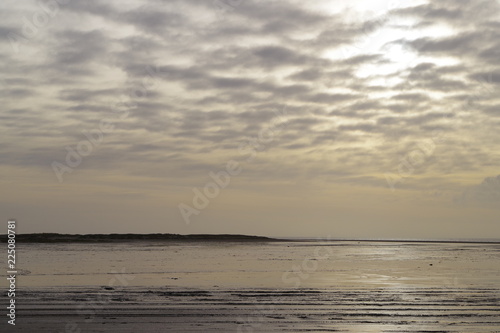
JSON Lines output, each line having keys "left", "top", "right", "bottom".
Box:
{"left": 0, "top": 0, "right": 499, "bottom": 208}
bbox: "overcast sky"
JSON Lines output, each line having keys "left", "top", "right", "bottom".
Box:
{"left": 1, "top": 0, "right": 499, "bottom": 239}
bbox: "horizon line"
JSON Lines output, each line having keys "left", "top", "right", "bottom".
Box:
{"left": 1, "top": 232, "right": 499, "bottom": 244}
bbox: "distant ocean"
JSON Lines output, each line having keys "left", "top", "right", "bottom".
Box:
{"left": 282, "top": 237, "right": 500, "bottom": 243}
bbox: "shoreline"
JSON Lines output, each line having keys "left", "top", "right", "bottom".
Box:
{"left": 1, "top": 232, "right": 499, "bottom": 244}
{"left": 285, "top": 238, "right": 500, "bottom": 244}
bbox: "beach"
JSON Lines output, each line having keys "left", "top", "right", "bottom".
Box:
{"left": 4, "top": 240, "right": 500, "bottom": 332}
{"left": 3, "top": 0, "right": 500, "bottom": 331}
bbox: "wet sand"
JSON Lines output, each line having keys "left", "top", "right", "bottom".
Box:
{"left": 4, "top": 240, "right": 500, "bottom": 332}
{"left": 12, "top": 286, "right": 500, "bottom": 332}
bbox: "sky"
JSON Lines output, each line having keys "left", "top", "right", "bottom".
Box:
{"left": 0, "top": 0, "right": 499, "bottom": 239}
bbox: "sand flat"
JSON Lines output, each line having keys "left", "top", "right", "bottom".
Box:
{"left": 11, "top": 286, "right": 500, "bottom": 332}
{"left": 5, "top": 241, "right": 500, "bottom": 332}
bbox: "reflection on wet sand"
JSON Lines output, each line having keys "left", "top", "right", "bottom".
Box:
{"left": 16, "top": 286, "right": 500, "bottom": 332}
{"left": 9, "top": 241, "right": 500, "bottom": 332}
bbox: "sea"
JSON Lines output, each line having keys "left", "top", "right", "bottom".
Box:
{"left": 5, "top": 240, "right": 500, "bottom": 332}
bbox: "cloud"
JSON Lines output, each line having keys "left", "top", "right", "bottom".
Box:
{"left": 0, "top": 0, "right": 498, "bottom": 191}
{"left": 455, "top": 175, "right": 500, "bottom": 207}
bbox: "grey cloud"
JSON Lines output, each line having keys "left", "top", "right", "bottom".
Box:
{"left": 392, "top": 0, "right": 500, "bottom": 28}
{"left": 284, "top": 143, "right": 310, "bottom": 150}
{"left": 392, "top": 4, "right": 464, "bottom": 22}
{"left": 403, "top": 63, "right": 469, "bottom": 92}
{"left": 59, "top": 88, "right": 120, "bottom": 102}
{"left": 121, "top": 6, "right": 186, "bottom": 36}
{"left": 231, "top": 1, "right": 330, "bottom": 28}
{"left": 377, "top": 116, "right": 400, "bottom": 125}
{"left": 210, "top": 77, "right": 254, "bottom": 89}
{"left": 338, "top": 123, "right": 377, "bottom": 133}
{"left": 479, "top": 44, "right": 500, "bottom": 63}
{"left": 340, "top": 54, "right": 382, "bottom": 66}
{"left": 288, "top": 69, "right": 322, "bottom": 81}
{"left": 238, "top": 109, "right": 281, "bottom": 123}
{"left": 455, "top": 175, "right": 500, "bottom": 207}
{"left": 0, "top": 0, "right": 498, "bottom": 190}
{"left": 409, "top": 33, "right": 479, "bottom": 54}
{"left": 480, "top": 105, "right": 500, "bottom": 116}
{"left": 274, "top": 84, "right": 311, "bottom": 96}
{"left": 0, "top": 25, "right": 21, "bottom": 43}
{"left": 53, "top": 30, "right": 110, "bottom": 66}
{"left": 404, "top": 112, "right": 454, "bottom": 126}
{"left": 391, "top": 93, "right": 429, "bottom": 101}
{"left": 468, "top": 71, "right": 500, "bottom": 86}
{"left": 344, "top": 100, "right": 381, "bottom": 112}
{"left": 61, "top": 0, "right": 115, "bottom": 17}
{"left": 4, "top": 88, "right": 35, "bottom": 97}
{"left": 306, "top": 93, "right": 359, "bottom": 104}
{"left": 252, "top": 45, "right": 309, "bottom": 68}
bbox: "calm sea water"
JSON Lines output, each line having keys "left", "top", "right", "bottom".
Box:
{"left": 11, "top": 241, "right": 500, "bottom": 289}
{"left": 6, "top": 241, "right": 500, "bottom": 332}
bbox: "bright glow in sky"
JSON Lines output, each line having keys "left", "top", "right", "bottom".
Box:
{"left": 0, "top": 0, "right": 499, "bottom": 239}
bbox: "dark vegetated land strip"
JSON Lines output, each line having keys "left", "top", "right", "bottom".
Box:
{"left": 2, "top": 233, "right": 499, "bottom": 244}
{"left": 0, "top": 233, "right": 283, "bottom": 243}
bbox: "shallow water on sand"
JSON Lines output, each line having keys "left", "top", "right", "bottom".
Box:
{"left": 12, "top": 241, "right": 500, "bottom": 289}
{"left": 6, "top": 241, "right": 500, "bottom": 332}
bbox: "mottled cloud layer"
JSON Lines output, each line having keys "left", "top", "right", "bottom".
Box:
{"left": 0, "top": 0, "right": 499, "bottom": 237}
